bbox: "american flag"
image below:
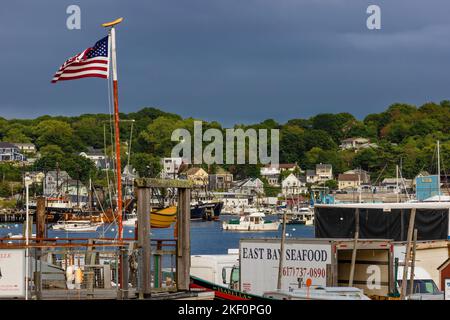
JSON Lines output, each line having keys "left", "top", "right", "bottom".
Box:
{"left": 51, "top": 36, "right": 109, "bottom": 83}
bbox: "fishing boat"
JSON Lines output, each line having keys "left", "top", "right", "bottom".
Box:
{"left": 122, "top": 211, "right": 137, "bottom": 227}
{"left": 190, "top": 275, "right": 268, "bottom": 300}
{"left": 51, "top": 220, "right": 102, "bottom": 232}
{"left": 283, "top": 207, "right": 314, "bottom": 225}
{"left": 151, "top": 206, "right": 177, "bottom": 228}
{"left": 201, "top": 200, "right": 224, "bottom": 221}
{"left": 191, "top": 203, "right": 206, "bottom": 221}
{"left": 222, "top": 211, "right": 280, "bottom": 231}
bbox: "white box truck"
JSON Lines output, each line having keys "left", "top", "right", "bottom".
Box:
{"left": 239, "top": 238, "right": 394, "bottom": 297}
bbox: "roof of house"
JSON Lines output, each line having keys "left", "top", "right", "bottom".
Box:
{"left": 13, "top": 143, "right": 35, "bottom": 147}
{"left": 338, "top": 174, "right": 360, "bottom": 182}
{"left": 0, "top": 142, "right": 18, "bottom": 149}
{"left": 83, "top": 147, "right": 104, "bottom": 156}
{"left": 306, "top": 170, "right": 316, "bottom": 176}
{"left": 264, "top": 163, "right": 297, "bottom": 169}
{"left": 341, "top": 137, "right": 369, "bottom": 143}
{"left": 382, "top": 178, "right": 412, "bottom": 184}
{"left": 185, "top": 167, "right": 207, "bottom": 176}
{"left": 344, "top": 169, "right": 369, "bottom": 175}
{"left": 282, "top": 173, "right": 299, "bottom": 181}
{"left": 234, "top": 177, "right": 263, "bottom": 188}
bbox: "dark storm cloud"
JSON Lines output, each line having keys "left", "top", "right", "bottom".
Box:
{"left": 1, "top": 0, "right": 450, "bottom": 126}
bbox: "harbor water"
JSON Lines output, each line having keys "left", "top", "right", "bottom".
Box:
{"left": 0, "top": 215, "right": 315, "bottom": 255}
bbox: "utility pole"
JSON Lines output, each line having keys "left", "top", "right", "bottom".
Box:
{"left": 277, "top": 213, "right": 287, "bottom": 290}
{"left": 396, "top": 165, "right": 399, "bottom": 203}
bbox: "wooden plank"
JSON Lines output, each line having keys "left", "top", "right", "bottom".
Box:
{"left": 134, "top": 178, "right": 193, "bottom": 189}
{"left": 415, "top": 241, "right": 449, "bottom": 250}
{"left": 408, "top": 229, "right": 418, "bottom": 298}
{"left": 36, "top": 197, "right": 46, "bottom": 241}
{"left": 176, "top": 188, "right": 191, "bottom": 291}
{"left": 400, "top": 208, "right": 416, "bottom": 300}
{"left": 349, "top": 208, "right": 360, "bottom": 287}
{"left": 137, "top": 187, "right": 152, "bottom": 297}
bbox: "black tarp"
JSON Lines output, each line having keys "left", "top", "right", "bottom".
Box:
{"left": 315, "top": 207, "right": 449, "bottom": 241}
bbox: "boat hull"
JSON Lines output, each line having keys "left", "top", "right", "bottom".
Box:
{"left": 222, "top": 221, "right": 280, "bottom": 231}
{"left": 190, "top": 205, "right": 206, "bottom": 221}
{"left": 201, "top": 201, "right": 224, "bottom": 221}
{"left": 190, "top": 276, "right": 267, "bottom": 300}
{"left": 151, "top": 206, "right": 177, "bottom": 228}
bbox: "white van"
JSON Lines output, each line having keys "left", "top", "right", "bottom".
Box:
{"left": 190, "top": 249, "right": 239, "bottom": 287}
{"left": 396, "top": 266, "right": 444, "bottom": 300}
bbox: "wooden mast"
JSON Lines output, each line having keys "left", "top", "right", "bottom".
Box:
{"left": 103, "top": 18, "right": 124, "bottom": 241}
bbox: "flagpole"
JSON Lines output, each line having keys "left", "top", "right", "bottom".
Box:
{"left": 103, "top": 18, "right": 124, "bottom": 242}
{"left": 103, "top": 17, "right": 124, "bottom": 297}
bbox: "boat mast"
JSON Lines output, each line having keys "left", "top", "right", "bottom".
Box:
{"left": 437, "top": 140, "right": 441, "bottom": 202}
{"left": 103, "top": 18, "right": 124, "bottom": 240}
{"left": 396, "top": 164, "right": 399, "bottom": 203}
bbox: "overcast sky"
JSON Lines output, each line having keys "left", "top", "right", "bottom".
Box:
{"left": 1, "top": 0, "right": 450, "bottom": 126}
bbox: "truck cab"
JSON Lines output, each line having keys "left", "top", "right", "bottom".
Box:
{"left": 396, "top": 266, "right": 444, "bottom": 300}
{"left": 221, "top": 264, "right": 240, "bottom": 290}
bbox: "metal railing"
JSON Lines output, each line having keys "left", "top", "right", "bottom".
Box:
{"left": 0, "top": 236, "right": 179, "bottom": 299}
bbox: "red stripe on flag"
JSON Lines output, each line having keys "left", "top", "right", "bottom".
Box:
{"left": 51, "top": 74, "right": 108, "bottom": 83}
{"left": 57, "top": 66, "right": 108, "bottom": 74}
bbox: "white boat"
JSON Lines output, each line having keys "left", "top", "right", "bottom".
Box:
{"left": 122, "top": 212, "right": 137, "bottom": 227}
{"left": 222, "top": 212, "right": 280, "bottom": 231}
{"left": 52, "top": 220, "right": 102, "bottom": 232}
{"left": 263, "top": 287, "right": 371, "bottom": 300}
{"left": 282, "top": 207, "right": 315, "bottom": 225}
{"left": 8, "top": 233, "right": 37, "bottom": 239}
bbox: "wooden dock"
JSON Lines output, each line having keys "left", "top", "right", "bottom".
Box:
{"left": 28, "top": 289, "right": 214, "bottom": 300}
{"left": 0, "top": 210, "right": 28, "bottom": 223}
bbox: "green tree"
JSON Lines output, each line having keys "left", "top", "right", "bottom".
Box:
{"left": 131, "top": 153, "right": 161, "bottom": 178}
{"left": 324, "top": 179, "right": 338, "bottom": 190}
{"left": 34, "top": 120, "right": 78, "bottom": 151}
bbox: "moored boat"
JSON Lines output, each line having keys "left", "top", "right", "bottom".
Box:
{"left": 191, "top": 204, "right": 206, "bottom": 221}
{"left": 51, "top": 220, "right": 102, "bottom": 232}
{"left": 222, "top": 211, "right": 280, "bottom": 231}
{"left": 151, "top": 206, "right": 177, "bottom": 228}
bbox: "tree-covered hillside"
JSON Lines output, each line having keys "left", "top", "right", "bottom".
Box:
{"left": 1, "top": 101, "right": 449, "bottom": 190}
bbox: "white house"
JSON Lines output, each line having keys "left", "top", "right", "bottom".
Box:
{"left": 306, "top": 164, "right": 333, "bottom": 185}
{"left": 260, "top": 163, "right": 300, "bottom": 186}
{"left": 14, "top": 143, "right": 36, "bottom": 154}
{"left": 281, "top": 173, "right": 307, "bottom": 195}
{"left": 306, "top": 170, "right": 318, "bottom": 184}
{"left": 0, "top": 142, "right": 25, "bottom": 162}
{"left": 44, "top": 171, "right": 71, "bottom": 195}
{"left": 79, "top": 148, "right": 112, "bottom": 170}
{"left": 315, "top": 164, "right": 333, "bottom": 182}
{"left": 160, "top": 157, "right": 184, "bottom": 179}
{"left": 339, "top": 137, "right": 378, "bottom": 151}
{"left": 260, "top": 165, "right": 280, "bottom": 186}
{"left": 231, "top": 178, "right": 264, "bottom": 195}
